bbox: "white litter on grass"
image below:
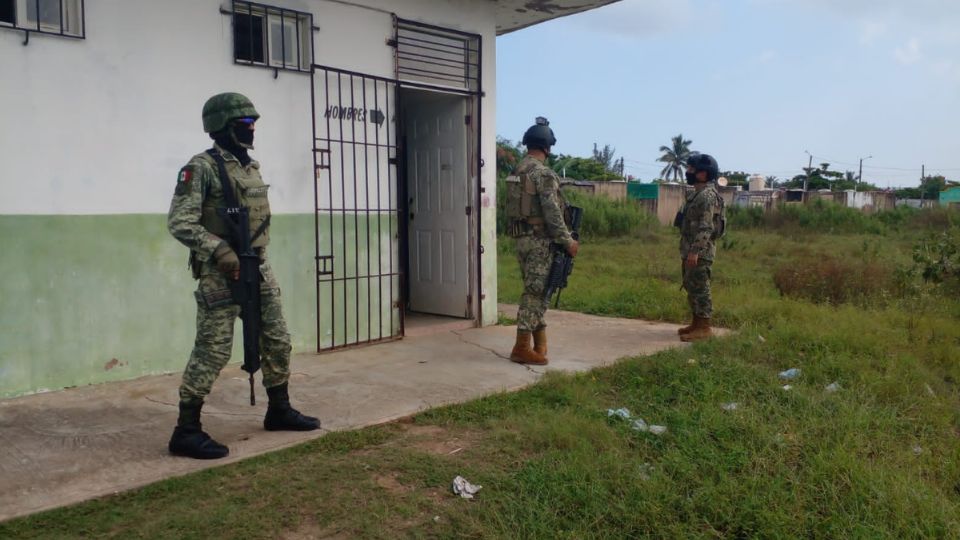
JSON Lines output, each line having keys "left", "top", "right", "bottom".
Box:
{"left": 912, "top": 446, "right": 923, "bottom": 456}
{"left": 687, "top": 358, "right": 698, "bottom": 365}
{"left": 925, "top": 384, "right": 936, "bottom": 397}
{"left": 631, "top": 419, "right": 649, "bottom": 432}
{"left": 778, "top": 368, "right": 801, "bottom": 380}
{"left": 607, "top": 408, "right": 631, "bottom": 419}
{"left": 451, "top": 476, "right": 482, "bottom": 499}
{"left": 638, "top": 463, "right": 655, "bottom": 481}
{"left": 825, "top": 382, "right": 841, "bottom": 393}
{"left": 758, "top": 335, "right": 766, "bottom": 343}
{"left": 649, "top": 425, "right": 668, "bottom": 435}
{"left": 721, "top": 402, "right": 738, "bottom": 411}
{"left": 782, "top": 385, "right": 793, "bottom": 391}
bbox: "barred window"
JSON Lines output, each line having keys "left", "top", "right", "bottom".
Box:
{"left": 0, "top": 0, "right": 85, "bottom": 38}
{"left": 233, "top": 1, "right": 312, "bottom": 73}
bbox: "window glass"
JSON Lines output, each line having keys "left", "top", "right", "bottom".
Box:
{"left": 234, "top": 11, "right": 265, "bottom": 64}
{"left": 0, "top": 0, "right": 15, "bottom": 25}
{"left": 26, "top": 0, "right": 61, "bottom": 28}
{"left": 269, "top": 15, "right": 296, "bottom": 67}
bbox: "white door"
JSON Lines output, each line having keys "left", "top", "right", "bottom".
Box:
{"left": 405, "top": 92, "right": 470, "bottom": 317}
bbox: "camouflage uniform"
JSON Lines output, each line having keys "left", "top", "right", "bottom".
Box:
{"left": 510, "top": 155, "right": 574, "bottom": 332}
{"left": 680, "top": 184, "right": 722, "bottom": 318}
{"left": 168, "top": 144, "right": 291, "bottom": 402}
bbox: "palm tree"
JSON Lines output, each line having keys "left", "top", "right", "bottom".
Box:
{"left": 658, "top": 134, "right": 692, "bottom": 182}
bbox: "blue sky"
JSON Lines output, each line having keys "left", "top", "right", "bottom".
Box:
{"left": 495, "top": 0, "right": 960, "bottom": 188}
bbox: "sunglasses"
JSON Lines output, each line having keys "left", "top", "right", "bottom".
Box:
{"left": 233, "top": 117, "right": 256, "bottom": 125}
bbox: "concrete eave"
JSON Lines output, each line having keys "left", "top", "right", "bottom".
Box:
{"left": 494, "top": 0, "right": 621, "bottom": 35}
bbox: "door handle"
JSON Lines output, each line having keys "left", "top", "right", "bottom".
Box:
{"left": 410, "top": 212, "right": 415, "bottom": 220}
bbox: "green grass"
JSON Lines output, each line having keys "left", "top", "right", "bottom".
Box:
{"left": 3, "top": 221, "right": 960, "bottom": 538}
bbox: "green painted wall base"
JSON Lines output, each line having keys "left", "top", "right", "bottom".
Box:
{"left": 0, "top": 214, "right": 321, "bottom": 398}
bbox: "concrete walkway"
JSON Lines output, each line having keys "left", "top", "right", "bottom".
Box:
{"left": 0, "top": 306, "right": 692, "bottom": 522}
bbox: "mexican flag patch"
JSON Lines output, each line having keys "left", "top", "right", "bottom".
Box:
{"left": 175, "top": 167, "right": 193, "bottom": 196}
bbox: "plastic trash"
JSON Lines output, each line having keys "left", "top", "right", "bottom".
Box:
{"left": 686, "top": 358, "right": 698, "bottom": 365}
{"left": 781, "top": 385, "right": 792, "bottom": 391}
{"left": 721, "top": 402, "right": 738, "bottom": 411}
{"left": 638, "top": 463, "right": 655, "bottom": 481}
{"left": 607, "top": 408, "right": 631, "bottom": 419}
{"left": 758, "top": 335, "right": 766, "bottom": 343}
{"left": 452, "top": 476, "right": 482, "bottom": 499}
{"left": 778, "top": 368, "right": 801, "bottom": 380}
{"left": 631, "top": 418, "right": 649, "bottom": 432}
{"left": 649, "top": 425, "right": 668, "bottom": 435}
{"left": 912, "top": 445, "right": 923, "bottom": 456}
{"left": 825, "top": 382, "right": 841, "bottom": 393}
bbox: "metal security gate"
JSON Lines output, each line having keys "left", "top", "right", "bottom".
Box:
{"left": 312, "top": 65, "right": 401, "bottom": 351}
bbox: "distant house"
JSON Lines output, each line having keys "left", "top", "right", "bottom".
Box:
{"left": 940, "top": 186, "right": 960, "bottom": 209}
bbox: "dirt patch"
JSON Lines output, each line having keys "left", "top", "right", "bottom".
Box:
{"left": 398, "top": 423, "right": 479, "bottom": 456}
{"left": 375, "top": 472, "right": 410, "bottom": 495}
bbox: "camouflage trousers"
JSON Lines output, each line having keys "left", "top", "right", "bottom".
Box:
{"left": 682, "top": 259, "right": 713, "bottom": 319}
{"left": 515, "top": 235, "right": 553, "bottom": 333}
{"left": 179, "top": 260, "right": 291, "bottom": 402}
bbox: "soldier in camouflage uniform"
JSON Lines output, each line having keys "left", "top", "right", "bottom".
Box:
{"left": 167, "top": 92, "right": 319, "bottom": 460}
{"left": 677, "top": 153, "right": 723, "bottom": 342}
{"left": 505, "top": 118, "right": 579, "bottom": 365}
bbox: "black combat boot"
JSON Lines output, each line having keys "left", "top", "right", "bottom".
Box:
{"left": 264, "top": 383, "right": 321, "bottom": 431}
{"left": 168, "top": 400, "right": 230, "bottom": 459}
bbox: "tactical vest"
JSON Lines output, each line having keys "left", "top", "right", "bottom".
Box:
{"left": 194, "top": 151, "right": 271, "bottom": 249}
{"left": 505, "top": 158, "right": 566, "bottom": 236}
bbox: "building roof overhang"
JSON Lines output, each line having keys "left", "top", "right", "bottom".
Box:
{"left": 494, "top": 0, "right": 621, "bottom": 35}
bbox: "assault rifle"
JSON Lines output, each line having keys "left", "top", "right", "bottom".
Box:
{"left": 543, "top": 205, "right": 583, "bottom": 308}
{"left": 207, "top": 149, "right": 264, "bottom": 406}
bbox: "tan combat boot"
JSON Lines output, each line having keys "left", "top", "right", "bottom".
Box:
{"left": 511, "top": 332, "right": 548, "bottom": 365}
{"left": 677, "top": 317, "right": 696, "bottom": 336}
{"left": 680, "top": 316, "right": 713, "bottom": 342}
{"left": 533, "top": 328, "right": 548, "bottom": 357}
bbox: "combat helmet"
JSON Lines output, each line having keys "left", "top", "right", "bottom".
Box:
{"left": 522, "top": 117, "right": 557, "bottom": 150}
{"left": 202, "top": 92, "right": 260, "bottom": 133}
{"left": 686, "top": 153, "right": 720, "bottom": 182}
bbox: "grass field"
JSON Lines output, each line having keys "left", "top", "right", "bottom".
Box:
{"left": 2, "top": 204, "right": 959, "bottom": 539}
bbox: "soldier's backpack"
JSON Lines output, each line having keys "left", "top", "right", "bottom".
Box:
{"left": 712, "top": 191, "right": 727, "bottom": 240}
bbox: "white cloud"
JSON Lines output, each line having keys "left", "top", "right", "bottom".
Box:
{"left": 894, "top": 38, "right": 922, "bottom": 65}
{"left": 858, "top": 20, "right": 886, "bottom": 45}
{"left": 756, "top": 49, "right": 778, "bottom": 63}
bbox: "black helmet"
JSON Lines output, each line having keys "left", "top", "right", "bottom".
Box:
{"left": 522, "top": 117, "right": 557, "bottom": 150}
{"left": 686, "top": 153, "right": 719, "bottom": 182}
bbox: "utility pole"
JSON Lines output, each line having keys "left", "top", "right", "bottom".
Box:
{"left": 857, "top": 155, "right": 872, "bottom": 192}
{"left": 804, "top": 150, "right": 812, "bottom": 192}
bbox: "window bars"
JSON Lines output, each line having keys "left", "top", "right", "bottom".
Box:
{"left": 232, "top": 0, "right": 313, "bottom": 73}
{"left": 0, "top": 0, "right": 85, "bottom": 41}
{"left": 393, "top": 19, "right": 480, "bottom": 93}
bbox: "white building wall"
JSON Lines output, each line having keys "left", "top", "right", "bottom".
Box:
{"left": 0, "top": 0, "right": 497, "bottom": 218}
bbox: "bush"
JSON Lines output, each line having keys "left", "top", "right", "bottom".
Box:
{"left": 495, "top": 177, "right": 658, "bottom": 238}
{"left": 728, "top": 201, "right": 959, "bottom": 236}
{"left": 913, "top": 230, "right": 960, "bottom": 285}
{"left": 773, "top": 253, "right": 896, "bottom": 305}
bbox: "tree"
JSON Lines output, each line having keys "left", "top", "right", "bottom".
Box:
{"left": 921, "top": 175, "right": 948, "bottom": 200}
{"left": 496, "top": 136, "right": 522, "bottom": 179}
{"left": 657, "top": 134, "right": 692, "bottom": 182}
{"left": 719, "top": 171, "right": 749, "bottom": 187}
{"left": 592, "top": 143, "right": 616, "bottom": 172}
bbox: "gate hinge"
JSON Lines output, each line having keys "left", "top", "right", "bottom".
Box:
{"left": 464, "top": 115, "right": 471, "bottom": 125}
{"left": 388, "top": 157, "right": 399, "bottom": 165}
{"left": 465, "top": 206, "right": 472, "bottom": 216}
{"left": 386, "top": 38, "right": 398, "bottom": 47}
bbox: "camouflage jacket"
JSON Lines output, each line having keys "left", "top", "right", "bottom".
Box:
{"left": 513, "top": 155, "right": 574, "bottom": 247}
{"left": 680, "top": 184, "right": 721, "bottom": 261}
{"left": 167, "top": 144, "right": 269, "bottom": 272}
